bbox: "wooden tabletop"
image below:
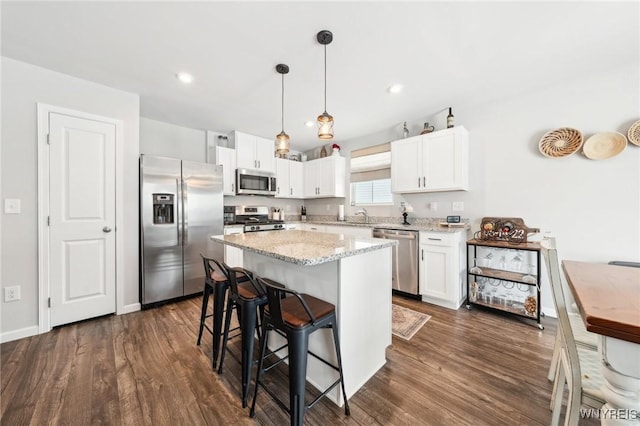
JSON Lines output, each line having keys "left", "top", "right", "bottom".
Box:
{"left": 562, "top": 260, "right": 640, "bottom": 344}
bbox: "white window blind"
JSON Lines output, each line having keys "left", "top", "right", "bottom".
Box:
{"left": 350, "top": 143, "right": 393, "bottom": 205}
{"left": 352, "top": 178, "right": 393, "bottom": 205}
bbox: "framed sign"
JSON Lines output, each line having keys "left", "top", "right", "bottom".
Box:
{"left": 475, "top": 217, "right": 534, "bottom": 244}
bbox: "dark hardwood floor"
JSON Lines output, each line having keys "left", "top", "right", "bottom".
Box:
{"left": 1, "top": 295, "right": 595, "bottom": 425}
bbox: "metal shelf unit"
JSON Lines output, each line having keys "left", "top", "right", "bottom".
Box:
{"left": 466, "top": 239, "right": 544, "bottom": 330}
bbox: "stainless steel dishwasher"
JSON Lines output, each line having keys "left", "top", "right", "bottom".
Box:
{"left": 373, "top": 228, "right": 419, "bottom": 298}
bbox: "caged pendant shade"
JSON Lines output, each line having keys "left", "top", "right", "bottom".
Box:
{"left": 275, "top": 64, "right": 290, "bottom": 156}
{"left": 317, "top": 30, "right": 334, "bottom": 140}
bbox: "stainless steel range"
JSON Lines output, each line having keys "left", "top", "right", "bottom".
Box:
{"left": 233, "top": 206, "right": 286, "bottom": 232}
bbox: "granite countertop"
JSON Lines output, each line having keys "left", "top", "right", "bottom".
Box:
{"left": 295, "top": 220, "right": 469, "bottom": 234}
{"left": 211, "top": 230, "right": 397, "bottom": 266}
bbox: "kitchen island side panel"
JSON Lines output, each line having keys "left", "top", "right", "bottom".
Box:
{"left": 243, "top": 246, "right": 392, "bottom": 405}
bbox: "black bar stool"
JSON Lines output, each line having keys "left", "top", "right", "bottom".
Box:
{"left": 217, "top": 264, "right": 270, "bottom": 408}
{"left": 196, "top": 255, "right": 248, "bottom": 369}
{"left": 249, "top": 277, "right": 350, "bottom": 426}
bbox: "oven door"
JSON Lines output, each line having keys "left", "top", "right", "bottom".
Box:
{"left": 236, "top": 169, "right": 276, "bottom": 196}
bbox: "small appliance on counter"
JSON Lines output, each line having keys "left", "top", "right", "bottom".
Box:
{"left": 338, "top": 204, "right": 345, "bottom": 221}
{"left": 301, "top": 205, "right": 307, "bottom": 221}
{"left": 223, "top": 205, "right": 236, "bottom": 225}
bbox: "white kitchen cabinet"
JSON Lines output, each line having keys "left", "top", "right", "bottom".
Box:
{"left": 303, "top": 155, "right": 346, "bottom": 198}
{"left": 419, "top": 231, "right": 467, "bottom": 310}
{"left": 206, "top": 132, "right": 237, "bottom": 196}
{"left": 223, "top": 226, "right": 244, "bottom": 267}
{"left": 324, "top": 224, "right": 372, "bottom": 238}
{"left": 299, "top": 223, "right": 326, "bottom": 232}
{"left": 391, "top": 126, "right": 468, "bottom": 193}
{"left": 275, "top": 158, "right": 304, "bottom": 198}
{"left": 213, "top": 146, "right": 237, "bottom": 195}
{"left": 233, "top": 131, "right": 276, "bottom": 173}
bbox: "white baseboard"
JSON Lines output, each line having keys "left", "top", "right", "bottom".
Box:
{"left": 119, "top": 302, "right": 141, "bottom": 315}
{"left": 0, "top": 325, "right": 39, "bottom": 344}
{"left": 542, "top": 306, "right": 557, "bottom": 318}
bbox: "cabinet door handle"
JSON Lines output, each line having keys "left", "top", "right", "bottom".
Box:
{"left": 428, "top": 237, "right": 442, "bottom": 241}
{"left": 423, "top": 176, "right": 426, "bottom": 187}
{"left": 231, "top": 183, "right": 234, "bottom": 193}
{"left": 254, "top": 160, "right": 257, "bottom": 168}
{"left": 290, "top": 188, "right": 292, "bottom": 195}
{"left": 277, "top": 186, "right": 280, "bottom": 194}
{"left": 421, "top": 249, "right": 424, "bottom": 261}
{"left": 418, "top": 177, "right": 421, "bottom": 188}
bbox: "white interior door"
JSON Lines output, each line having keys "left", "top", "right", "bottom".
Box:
{"left": 49, "top": 112, "right": 116, "bottom": 326}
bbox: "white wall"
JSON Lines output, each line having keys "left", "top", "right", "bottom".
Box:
{"left": 307, "top": 62, "right": 639, "bottom": 315}
{"left": 0, "top": 57, "right": 140, "bottom": 340}
{"left": 140, "top": 117, "right": 206, "bottom": 162}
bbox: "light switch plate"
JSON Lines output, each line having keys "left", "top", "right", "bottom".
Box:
{"left": 4, "top": 199, "right": 21, "bottom": 214}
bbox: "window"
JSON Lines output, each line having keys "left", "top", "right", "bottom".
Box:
{"left": 349, "top": 143, "right": 393, "bottom": 206}
{"left": 351, "top": 178, "right": 393, "bottom": 205}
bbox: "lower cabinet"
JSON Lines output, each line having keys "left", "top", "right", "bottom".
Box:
{"left": 223, "top": 226, "right": 244, "bottom": 267}
{"left": 419, "top": 231, "right": 467, "bottom": 309}
{"left": 298, "top": 223, "right": 373, "bottom": 237}
{"left": 324, "top": 225, "right": 372, "bottom": 238}
{"left": 299, "top": 223, "right": 326, "bottom": 232}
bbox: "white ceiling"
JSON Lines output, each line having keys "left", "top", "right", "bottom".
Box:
{"left": 2, "top": 1, "right": 638, "bottom": 152}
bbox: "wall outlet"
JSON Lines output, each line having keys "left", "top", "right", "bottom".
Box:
{"left": 326, "top": 204, "right": 331, "bottom": 211}
{"left": 429, "top": 202, "right": 438, "bottom": 211}
{"left": 4, "top": 286, "right": 20, "bottom": 302}
{"left": 452, "top": 201, "right": 464, "bottom": 211}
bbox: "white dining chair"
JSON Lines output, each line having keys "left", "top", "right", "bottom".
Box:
{"left": 541, "top": 237, "right": 605, "bottom": 426}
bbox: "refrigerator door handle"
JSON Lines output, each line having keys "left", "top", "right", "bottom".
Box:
{"left": 175, "top": 178, "right": 181, "bottom": 246}
{"left": 182, "top": 179, "right": 188, "bottom": 245}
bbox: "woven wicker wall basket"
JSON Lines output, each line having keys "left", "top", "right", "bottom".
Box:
{"left": 538, "top": 127, "right": 583, "bottom": 158}
{"left": 628, "top": 119, "right": 640, "bottom": 146}
{"left": 583, "top": 132, "right": 627, "bottom": 160}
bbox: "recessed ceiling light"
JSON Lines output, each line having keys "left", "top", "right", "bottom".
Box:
{"left": 388, "top": 84, "right": 403, "bottom": 94}
{"left": 304, "top": 121, "right": 315, "bottom": 127}
{"left": 176, "top": 72, "right": 193, "bottom": 84}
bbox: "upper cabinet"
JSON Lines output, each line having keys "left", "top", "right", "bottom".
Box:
{"left": 206, "top": 131, "right": 236, "bottom": 196}
{"left": 233, "top": 131, "right": 276, "bottom": 173}
{"left": 391, "top": 127, "right": 468, "bottom": 193}
{"left": 304, "top": 155, "right": 346, "bottom": 198}
{"left": 275, "top": 158, "right": 304, "bottom": 199}
{"left": 214, "top": 146, "right": 237, "bottom": 195}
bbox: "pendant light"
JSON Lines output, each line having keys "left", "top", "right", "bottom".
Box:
{"left": 317, "top": 30, "right": 334, "bottom": 140}
{"left": 275, "top": 64, "right": 290, "bottom": 156}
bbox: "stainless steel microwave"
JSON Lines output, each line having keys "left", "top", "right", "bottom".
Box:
{"left": 236, "top": 168, "right": 277, "bottom": 196}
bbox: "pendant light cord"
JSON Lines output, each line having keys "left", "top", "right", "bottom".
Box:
{"left": 281, "top": 73, "right": 285, "bottom": 132}
{"left": 323, "top": 44, "right": 327, "bottom": 113}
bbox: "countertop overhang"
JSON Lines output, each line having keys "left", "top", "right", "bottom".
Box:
{"left": 212, "top": 229, "right": 397, "bottom": 266}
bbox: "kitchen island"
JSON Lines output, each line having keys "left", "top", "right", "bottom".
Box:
{"left": 211, "top": 230, "right": 396, "bottom": 406}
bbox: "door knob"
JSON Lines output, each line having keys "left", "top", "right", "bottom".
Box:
{"left": 103, "top": 226, "right": 112, "bottom": 233}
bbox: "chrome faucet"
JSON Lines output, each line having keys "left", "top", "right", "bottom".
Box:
{"left": 355, "top": 207, "right": 370, "bottom": 223}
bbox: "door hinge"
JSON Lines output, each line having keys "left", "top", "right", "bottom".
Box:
{"left": 46, "top": 134, "right": 50, "bottom": 145}
{"left": 47, "top": 216, "right": 50, "bottom": 226}
{"left": 48, "top": 297, "right": 51, "bottom": 308}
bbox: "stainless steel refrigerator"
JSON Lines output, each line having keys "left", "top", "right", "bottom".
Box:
{"left": 140, "top": 155, "right": 224, "bottom": 306}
